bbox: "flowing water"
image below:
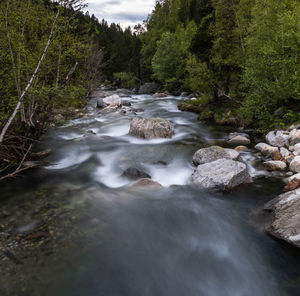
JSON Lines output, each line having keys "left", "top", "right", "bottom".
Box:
{"left": 1, "top": 91, "right": 300, "bottom": 296}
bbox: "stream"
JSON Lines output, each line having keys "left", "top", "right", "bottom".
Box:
{"left": 1, "top": 90, "right": 300, "bottom": 296}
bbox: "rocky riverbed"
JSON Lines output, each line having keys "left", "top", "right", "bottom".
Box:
{"left": 1, "top": 87, "right": 300, "bottom": 295}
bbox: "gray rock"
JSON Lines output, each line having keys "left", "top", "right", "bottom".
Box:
{"left": 122, "top": 168, "right": 151, "bottom": 180}
{"left": 280, "top": 147, "right": 291, "bottom": 158}
{"left": 188, "top": 159, "right": 252, "bottom": 191}
{"left": 121, "top": 99, "right": 132, "bottom": 106}
{"left": 103, "top": 94, "right": 122, "bottom": 106}
{"left": 228, "top": 132, "right": 250, "bottom": 140}
{"left": 290, "top": 156, "right": 300, "bottom": 173}
{"left": 254, "top": 143, "right": 269, "bottom": 152}
{"left": 129, "top": 117, "right": 174, "bottom": 139}
{"left": 263, "top": 161, "right": 287, "bottom": 171}
{"left": 131, "top": 178, "right": 163, "bottom": 189}
{"left": 227, "top": 135, "right": 251, "bottom": 146}
{"left": 152, "top": 92, "right": 168, "bottom": 98}
{"left": 115, "top": 88, "right": 133, "bottom": 96}
{"left": 261, "top": 145, "right": 279, "bottom": 157}
{"left": 266, "top": 188, "right": 300, "bottom": 248}
{"left": 96, "top": 98, "right": 107, "bottom": 109}
{"left": 294, "top": 143, "right": 300, "bottom": 154}
{"left": 192, "top": 146, "right": 240, "bottom": 166}
{"left": 289, "top": 129, "right": 300, "bottom": 145}
{"left": 287, "top": 173, "right": 300, "bottom": 182}
{"left": 138, "top": 82, "right": 160, "bottom": 94}
{"left": 266, "top": 130, "right": 289, "bottom": 147}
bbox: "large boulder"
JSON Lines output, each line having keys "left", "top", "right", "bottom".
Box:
{"left": 129, "top": 117, "right": 174, "bottom": 139}
{"left": 192, "top": 146, "right": 239, "bottom": 166}
{"left": 121, "top": 168, "right": 151, "bottom": 180}
{"left": 290, "top": 156, "right": 300, "bottom": 173}
{"left": 138, "top": 82, "right": 160, "bottom": 94}
{"left": 266, "top": 188, "right": 300, "bottom": 248}
{"left": 289, "top": 129, "right": 300, "bottom": 145}
{"left": 103, "top": 94, "right": 122, "bottom": 106}
{"left": 188, "top": 159, "right": 252, "bottom": 191}
{"left": 266, "top": 130, "right": 289, "bottom": 147}
{"left": 263, "top": 161, "right": 287, "bottom": 171}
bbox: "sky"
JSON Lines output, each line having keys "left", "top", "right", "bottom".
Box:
{"left": 86, "top": 0, "right": 155, "bottom": 28}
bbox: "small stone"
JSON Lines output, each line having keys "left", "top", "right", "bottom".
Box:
{"left": 261, "top": 145, "right": 279, "bottom": 157}
{"left": 228, "top": 135, "right": 251, "bottom": 146}
{"left": 235, "top": 146, "right": 248, "bottom": 152}
{"left": 255, "top": 143, "right": 269, "bottom": 152}
{"left": 289, "top": 129, "right": 300, "bottom": 145}
{"left": 131, "top": 178, "right": 163, "bottom": 189}
{"left": 121, "top": 168, "right": 151, "bottom": 180}
{"left": 280, "top": 147, "right": 290, "bottom": 158}
{"left": 271, "top": 150, "right": 282, "bottom": 161}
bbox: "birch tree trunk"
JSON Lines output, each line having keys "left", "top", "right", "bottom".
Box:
{"left": 0, "top": 10, "right": 60, "bottom": 143}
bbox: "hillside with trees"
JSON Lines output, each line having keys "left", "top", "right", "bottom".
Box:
{"left": 139, "top": 0, "right": 300, "bottom": 129}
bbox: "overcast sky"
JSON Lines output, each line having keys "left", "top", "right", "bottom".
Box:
{"left": 86, "top": 0, "right": 155, "bottom": 28}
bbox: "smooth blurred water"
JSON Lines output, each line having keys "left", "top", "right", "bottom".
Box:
{"left": 1, "top": 92, "right": 300, "bottom": 296}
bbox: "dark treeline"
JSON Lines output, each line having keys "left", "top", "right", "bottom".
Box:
{"left": 138, "top": 0, "right": 300, "bottom": 129}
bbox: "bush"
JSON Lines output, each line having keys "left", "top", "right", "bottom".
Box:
{"left": 113, "top": 72, "right": 139, "bottom": 89}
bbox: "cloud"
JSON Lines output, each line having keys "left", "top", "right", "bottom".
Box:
{"left": 86, "top": 0, "right": 155, "bottom": 28}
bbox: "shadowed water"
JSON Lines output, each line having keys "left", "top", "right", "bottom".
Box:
{"left": 0, "top": 92, "right": 300, "bottom": 296}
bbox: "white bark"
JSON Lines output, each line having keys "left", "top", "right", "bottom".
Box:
{"left": 0, "top": 10, "right": 60, "bottom": 143}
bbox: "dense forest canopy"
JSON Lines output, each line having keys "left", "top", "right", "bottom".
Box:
{"left": 140, "top": 0, "right": 300, "bottom": 128}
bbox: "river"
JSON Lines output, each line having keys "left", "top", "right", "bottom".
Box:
{"left": 1, "top": 90, "right": 300, "bottom": 295}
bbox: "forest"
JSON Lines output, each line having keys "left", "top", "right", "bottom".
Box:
{"left": 1, "top": 0, "right": 300, "bottom": 173}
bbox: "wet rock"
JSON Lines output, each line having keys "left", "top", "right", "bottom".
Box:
{"left": 289, "top": 129, "right": 300, "bottom": 145}
{"left": 153, "top": 92, "right": 168, "bottom": 98}
{"left": 138, "top": 82, "right": 160, "bottom": 94}
{"left": 254, "top": 143, "right": 269, "bottom": 152}
{"left": 131, "top": 178, "right": 163, "bottom": 189}
{"left": 180, "top": 92, "right": 188, "bottom": 97}
{"left": 271, "top": 150, "right": 282, "bottom": 161}
{"left": 290, "top": 156, "right": 300, "bottom": 173}
{"left": 261, "top": 145, "right": 279, "bottom": 157}
{"left": 235, "top": 146, "right": 248, "bottom": 152}
{"left": 121, "top": 99, "right": 131, "bottom": 106}
{"left": 188, "top": 159, "right": 252, "bottom": 191}
{"left": 228, "top": 135, "right": 251, "bottom": 146}
{"left": 266, "top": 188, "right": 300, "bottom": 248}
{"left": 129, "top": 117, "right": 174, "bottom": 139}
{"left": 102, "top": 104, "right": 119, "bottom": 112}
{"left": 294, "top": 143, "right": 300, "bottom": 155}
{"left": 263, "top": 161, "right": 287, "bottom": 171}
{"left": 228, "top": 132, "right": 250, "bottom": 140}
{"left": 280, "top": 147, "right": 291, "bottom": 158}
{"left": 192, "top": 146, "right": 240, "bottom": 166}
{"left": 121, "top": 168, "right": 151, "bottom": 180}
{"left": 96, "top": 98, "right": 107, "bottom": 109}
{"left": 132, "top": 108, "right": 144, "bottom": 113}
{"left": 284, "top": 178, "right": 300, "bottom": 191}
{"left": 266, "top": 130, "right": 289, "bottom": 147}
{"left": 103, "top": 94, "right": 122, "bottom": 106}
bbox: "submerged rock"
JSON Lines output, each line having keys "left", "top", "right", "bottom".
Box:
{"left": 266, "top": 188, "right": 300, "bottom": 248}
{"left": 192, "top": 146, "right": 239, "bottom": 166}
{"left": 96, "top": 98, "right": 107, "bottom": 109}
{"left": 121, "top": 168, "right": 151, "bottom": 180}
{"left": 131, "top": 178, "right": 163, "bottom": 189}
{"left": 129, "top": 117, "right": 174, "bottom": 139}
{"left": 188, "top": 158, "right": 252, "bottom": 191}
{"left": 266, "top": 130, "right": 289, "bottom": 147}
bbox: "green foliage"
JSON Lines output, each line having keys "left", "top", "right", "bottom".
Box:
{"left": 113, "top": 72, "right": 139, "bottom": 89}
